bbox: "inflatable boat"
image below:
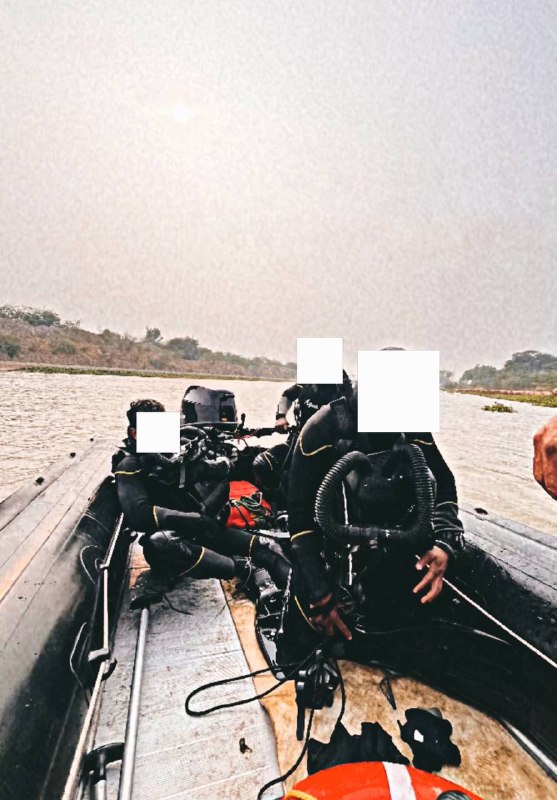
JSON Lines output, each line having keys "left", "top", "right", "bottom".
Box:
{"left": 0, "top": 389, "right": 556, "bottom": 799}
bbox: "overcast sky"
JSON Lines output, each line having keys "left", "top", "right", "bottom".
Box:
{"left": 1, "top": 0, "right": 555, "bottom": 375}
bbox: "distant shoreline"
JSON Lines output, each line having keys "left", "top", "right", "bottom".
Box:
{"left": 0, "top": 362, "right": 284, "bottom": 381}
{"left": 449, "top": 388, "right": 557, "bottom": 409}
{"left": 0, "top": 310, "right": 297, "bottom": 381}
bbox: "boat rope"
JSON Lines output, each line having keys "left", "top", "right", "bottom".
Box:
{"left": 79, "top": 545, "right": 103, "bottom": 585}
{"left": 68, "top": 622, "right": 89, "bottom": 697}
{"left": 257, "top": 657, "right": 346, "bottom": 800}
{"left": 444, "top": 577, "right": 557, "bottom": 671}
{"left": 184, "top": 640, "right": 325, "bottom": 717}
{"left": 82, "top": 511, "right": 113, "bottom": 537}
{"left": 184, "top": 638, "right": 346, "bottom": 799}
{"left": 162, "top": 594, "right": 192, "bottom": 615}
{"left": 259, "top": 705, "right": 317, "bottom": 800}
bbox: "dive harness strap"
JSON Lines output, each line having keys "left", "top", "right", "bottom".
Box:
{"left": 330, "top": 396, "right": 353, "bottom": 437}
{"left": 330, "top": 397, "right": 355, "bottom": 455}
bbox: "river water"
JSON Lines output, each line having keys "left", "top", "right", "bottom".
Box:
{"left": 0, "top": 372, "right": 555, "bottom": 533}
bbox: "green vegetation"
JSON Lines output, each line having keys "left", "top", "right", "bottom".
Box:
{"left": 0, "top": 305, "right": 295, "bottom": 380}
{"left": 459, "top": 350, "right": 557, "bottom": 391}
{"left": 15, "top": 364, "right": 269, "bottom": 380}
{"left": 439, "top": 369, "right": 456, "bottom": 389}
{"left": 482, "top": 401, "right": 516, "bottom": 413}
{"left": 52, "top": 339, "right": 77, "bottom": 355}
{"left": 144, "top": 327, "right": 163, "bottom": 344}
{"left": 167, "top": 336, "right": 200, "bottom": 359}
{"left": 0, "top": 304, "right": 62, "bottom": 327}
{"left": 457, "top": 390, "right": 557, "bottom": 409}
{"left": 0, "top": 334, "right": 21, "bottom": 359}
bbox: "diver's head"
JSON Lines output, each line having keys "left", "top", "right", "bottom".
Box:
{"left": 347, "top": 348, "right": 406, "bottom": 420}
{"left": 126, "top": 398, "right": 165, "bottom": 440}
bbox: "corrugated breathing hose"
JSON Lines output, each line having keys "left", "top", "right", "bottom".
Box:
{"left": 315, "top": 445, "right": 435, "bottom": 552}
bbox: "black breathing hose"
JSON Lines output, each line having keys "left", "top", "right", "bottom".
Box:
{"left": 314, "top": 446, "right": 435, "bottom": 552}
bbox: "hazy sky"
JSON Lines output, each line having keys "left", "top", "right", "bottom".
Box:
{"left": 1, "top": 1, "right": 555, "bottom": 375}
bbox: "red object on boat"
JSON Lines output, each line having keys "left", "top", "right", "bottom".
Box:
{"left": 282, "top": 762, "right": 484, "bottom": 800}
{"left": 227, "top": 480, "right": 272, "bottom": 529}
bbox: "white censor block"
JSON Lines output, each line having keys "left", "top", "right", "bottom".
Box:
{"left": 136, "top": 411, "right": 180, "bottom": 454}
{"left": 297, "top": 337, "right": 343, "bottom": 384}
{"left": 357, "top": 351, "right": 439, "bottom": 432}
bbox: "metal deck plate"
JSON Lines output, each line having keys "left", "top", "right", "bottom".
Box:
{"left": 94, "top": 551, "right": 282, "bottom": 799}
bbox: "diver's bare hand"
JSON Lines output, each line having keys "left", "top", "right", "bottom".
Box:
{"left": 309, "top": 593, "right": 352, "bottom": 640}
{"left": 274, "top": 416, "right": 290, "bottom": 433}
{"left": 533, "top": 415, "right": 557, "bottom": 500}
{"left": 413, "top": 546, "right": 449, "bottom": 604}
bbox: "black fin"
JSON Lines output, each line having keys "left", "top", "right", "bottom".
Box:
{"left": 398, "top": 707, "right": 461, "bottom": 773}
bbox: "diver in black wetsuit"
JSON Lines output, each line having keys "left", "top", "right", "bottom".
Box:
{"left": 252, "top": 373, "right": 353, "bottom": 493}
{"left": 113, "top": 399, "right": 290, "bottom": 587}
{"left": 274, "top": 371, "right": 354, "bottom": 433}
{"left": 283, "top": 387, "right": 464, "bottom": 650}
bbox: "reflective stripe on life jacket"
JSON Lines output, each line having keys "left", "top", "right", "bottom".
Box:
{"left": 283, "top": 762, "right": 484, "bottom": 800}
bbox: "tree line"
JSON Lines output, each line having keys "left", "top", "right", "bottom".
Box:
{"left": 0, "top": 305, "right": 295, "bottom": 375}
{"left": 444, "top": 350, "right": 557, "bottom": 391}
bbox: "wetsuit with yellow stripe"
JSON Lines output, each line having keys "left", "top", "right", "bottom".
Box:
{"left": 286, "top": 402, "right": 464, "bottom": 624}
{"left": 112, "top": 440, "right": 291, "bottom": 584}
{"left": 112, "top": 443, "right": 241, "bottom": 578}
{"left": 276, "top": 374, "right": 353, "bottom": 428}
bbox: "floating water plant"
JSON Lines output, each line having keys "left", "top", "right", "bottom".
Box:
{"left": 482, "top": 401, "right": 516, "bottom": 413}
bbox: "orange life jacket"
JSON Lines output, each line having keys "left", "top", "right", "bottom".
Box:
{"left": 283, "top": 762, "right": 484, "bottom": 800}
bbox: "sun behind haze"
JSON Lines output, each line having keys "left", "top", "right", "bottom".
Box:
{"left": 0, "top": 1, "right": 555, "bottom": 374}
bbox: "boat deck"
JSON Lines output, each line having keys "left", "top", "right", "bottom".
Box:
{"left": 2, "top": 438, "right": 555, "bottom": 800}
{"left": 93, "top": 544, "right": 283, "bottom": 799}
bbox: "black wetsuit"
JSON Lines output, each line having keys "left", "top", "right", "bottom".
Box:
{"left": 112, "top": 439, "right": 290, "bottom": 583}
{"left": 276, "top": 379, "right": 352, "bottom": 428}
{"left": 260, "top": 378, "right": 353, "bottom": 493}
{"left": 282, "top": 402, "right": 464, "bottom": 651}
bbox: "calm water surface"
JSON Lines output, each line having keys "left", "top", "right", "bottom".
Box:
{"left": 0, "top": 372, "right": 555, "bottom": 534}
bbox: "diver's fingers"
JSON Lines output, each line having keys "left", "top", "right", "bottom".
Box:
{"left": 415, "top": 553, "right": 432, "bottom": 571}
{"left": 413, "top": 569, "right": 434, "bottom": 594}
{"left": 332, "top": 612, "right": 353, "bottom": 641}
{"left": 312, "top": 615, "right": 326, "bottom": 633}
{"left": 320, "top": 609, "right": 352, "bottom": 640}
{"left": 323, "top": 618, "right": 333, "bottom": 636}
{"left": 421, "top": 575, "right": 444, "bottom": 604}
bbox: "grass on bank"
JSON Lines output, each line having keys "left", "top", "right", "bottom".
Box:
{"left": 7, "top": 364, "right": 275, "bottom": 381}
{"left": 452, "top": 389, "right": 557, "bottom": 409}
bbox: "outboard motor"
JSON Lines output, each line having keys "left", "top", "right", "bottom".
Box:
{"left": 181, "top": 385, "right": 238, "bottom": 425}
